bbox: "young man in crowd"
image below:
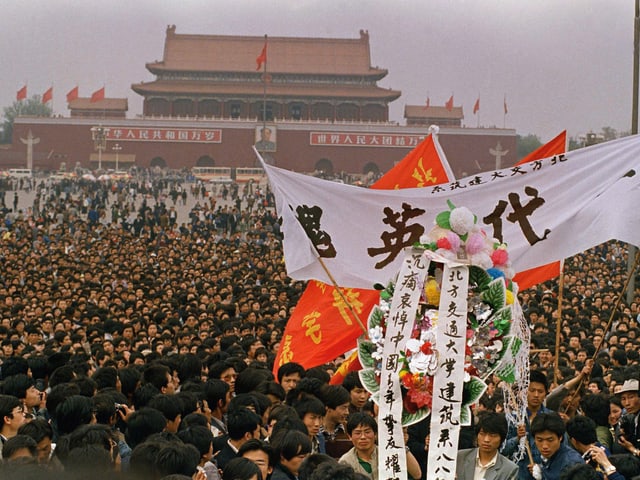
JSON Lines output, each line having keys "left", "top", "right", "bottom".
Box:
{"left": 530, "top": 412, "right": 584, "bottom": 480}
{"left": 456, "top": 412, "right": 518, "bottom": 480}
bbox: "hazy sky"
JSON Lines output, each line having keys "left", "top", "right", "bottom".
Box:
{"left": 1, "top": 0, "right": 635, "bottom": 142}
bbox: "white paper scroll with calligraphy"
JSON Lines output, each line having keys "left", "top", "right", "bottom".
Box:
{"left": 427, "top": 258, "right": 470, "bottom": 480}
{"left": 375, "top": 248, "right": 429, "bottom": 480}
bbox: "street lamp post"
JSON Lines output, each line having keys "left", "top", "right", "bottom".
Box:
{"left": 90, "top": 126, "right": 110, "bottom": 171}
{"left": 113, "top": 143, "right": 122, "bottom": 172}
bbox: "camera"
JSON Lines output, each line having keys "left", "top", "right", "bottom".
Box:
{"left": 115, "top": 403, "right": 126, "bottom": 413}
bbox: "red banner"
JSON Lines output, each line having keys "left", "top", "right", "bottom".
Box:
{"left": 106, "top": 127, "right": 222, "bottom": 143}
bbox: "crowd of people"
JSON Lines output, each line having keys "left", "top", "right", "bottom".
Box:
{"left": 0, "top": 174, "right": 636, "bottom": 480}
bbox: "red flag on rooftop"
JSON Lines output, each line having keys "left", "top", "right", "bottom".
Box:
{"left": 90, "top": 87, "right": 105, "bottom": 103}
{"left": 256, "top": 38, "right": 267, "bottom": 71}
{"left": 424, "top": 97, "right": 430, "bottom": 109}
{"left": 16, "top": 85, "right": 27, "bottom": 101}
{"left": 512, "top": 130, "right": 567, "bottom": 290}
{"left": 445, "top": 95, "right": 454, "bottom": 112}
{"left": 504, "top": 95, "right": 508, "bottom": 115}
{"left": 66, "top": 86, "right": 79, "bottom": 103}
{"left": 42, "top": 87, "right": 53, "bottom": 104}
{"left": 473, "top": 97, "right": 480, "bottom": 115}
{"left": 274, "top": 130, "right": 456, "bottom": 377}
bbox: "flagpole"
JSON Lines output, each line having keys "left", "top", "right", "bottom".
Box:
{"left": 553, "top": 260, "right": 565, "bottom": 387}
{"left": 262, "top": 34, "right": 267, "bottom": 130}
{"left": 628, "top": 0, "right": 639, "bottom": 304}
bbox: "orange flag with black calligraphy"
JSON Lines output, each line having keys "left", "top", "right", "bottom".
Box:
{"left": 274, "top": 132, "right": 455, "bottom": 376}
{"left": 512, "top": 131, "right": 567, "bottom": 290}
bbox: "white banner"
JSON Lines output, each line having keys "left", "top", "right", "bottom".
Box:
{"left": 426, "top": 261, "right": 469, "bottom": 480}
{"left": 377, "top": 249, "right": 429, "bottom": 480}
{"left": 257, "top": 135, "right": 640, "bottom": 289}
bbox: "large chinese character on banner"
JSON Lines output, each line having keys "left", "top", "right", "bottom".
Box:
{"left": 357, "top": 201, "right": 530, "bottom": 480}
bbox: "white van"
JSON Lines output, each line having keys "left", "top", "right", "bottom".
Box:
{"left": 8, "top": 169, "right": 32, "bottom": 178}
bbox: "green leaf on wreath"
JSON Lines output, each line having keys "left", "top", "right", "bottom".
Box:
{"left": 460, "top": 404, "right": 473, "bottom": 426}
{"left": 469, "top": 266, "right": 492, "bottom": 291}
{"left": 402, "top": 407, "right": 430, "bottom": 427}
{"left": 510, "top": 337, "right": 523, "bottom": 358}
{"left": 495, "top": 363, "right": 516, "bottom": 384}
{"left": 358, "top": 339, "right": 376, "bottom": 369}
{"left": 358, "top": 369, "right": 380, "bottom": 395}
{"left": 368, "top": 306, "right": 384, "bottom": 330}
{"left": 481, "top": 278, "right": 506, "bottom": 310}
{"left": 492, "top": 306, "right": 512, "bottom": 336}
{"left": 464, "top": 376, "right": 487, "bottom": 405}
{"left": 436, "top": 210, "right": 451, "bottom": 230}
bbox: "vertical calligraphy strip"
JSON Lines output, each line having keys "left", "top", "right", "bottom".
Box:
{"left": 377, "top": 248, "right": 429, "bottom": 480}
{"left": 427, "top": 261, "right": 469, "bottom": 480}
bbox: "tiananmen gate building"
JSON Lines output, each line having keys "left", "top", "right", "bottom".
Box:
{"left": 6, "top": 26, "right": 516, "bottom": 178}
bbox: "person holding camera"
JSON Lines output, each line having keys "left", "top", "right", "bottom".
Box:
{"left": 613, "top": 379, "right": 640, "bottom": 457}
{"left": 565, "top": 415, "right": 622, "bottom": 478}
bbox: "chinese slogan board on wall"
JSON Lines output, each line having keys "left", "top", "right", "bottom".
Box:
{"left": 310, "top": 132, "right": 425, "bottom": 148}
{"left": 106, "top": 127, "right": 222, "bottom": 143}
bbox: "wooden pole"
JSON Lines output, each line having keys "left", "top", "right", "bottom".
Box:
{"left": 553, "top": 261, "right": 565, "bottom": 386}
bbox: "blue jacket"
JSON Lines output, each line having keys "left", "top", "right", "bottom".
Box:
{"left": 539, "top": 444, "right": 584, "bottom": 480}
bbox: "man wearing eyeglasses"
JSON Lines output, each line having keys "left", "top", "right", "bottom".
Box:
{"left": 0, "top": 394, "right": 28, "bottom": 458}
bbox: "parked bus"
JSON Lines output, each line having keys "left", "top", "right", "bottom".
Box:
{"left": 235, "top": 167, "right": 266, "bottom": 183}
{"left": 191, "top": 166, "right": 233, "bottom": 183}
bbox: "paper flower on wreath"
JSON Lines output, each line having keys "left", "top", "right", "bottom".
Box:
{"left": 357, "top": 201, "right": 525, "bottom": 426}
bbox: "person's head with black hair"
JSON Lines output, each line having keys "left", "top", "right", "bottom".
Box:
{"left": 254, "top": 380, "right": 285, "bottom": 407}
{"left": 609, "top": 453, "right": 640, "bottom": 479}
{"left": 177, "top": 425, "right": 213, "bottom": 464}
{"left": 179, "top": 413, "right": 209, "bottom": 430}
{"left": 223, "top": 456, "right": 263, "bottom": 480}
{"left": 143, "top": 363, "right": 176, "bottom": 395}
{"left": 292, "top": 396, "right": 325, "bottom": 439}
{"left": 565, "top": 415, "right": 598, "bottom": 453}
{"left": 530, "top": 412, "right": 566, "bottom": 459}
{"left": 155, "top": 442, "right": 200, "bottom": 478}
{"left": 474, "top": 411, "right": 509, "bottom": 444}
{"left": 2, "top": 373, "right": 41, "bottom": 412}
{"left": 277, "top": 362, "right": 305, "bottom": 394}
{"left": 3, "top": 433, "right": 37, "bottom": 462}
{"left": 148, "top": 394, "right": 183, "bottom": 433}
{"left": 18, "top": 418, "right": 53, "bottom": 464}
{"left": 586, "top": 377, "right": 607, "bottom": 395}
{"left": 558, "top": 463, "right": 600, "bottom": 480}
{"left": 285, "top": 378, "right": 325, "bottom": 405}
{"left": 55, "top": 394, "right": 95, "bottom": 436}
{"left": 70, "top": 376, "right": 98, "bottom": 397}
{"left": 1, "top": 356, "right": 29, "bottom": 379}
{"left": 48, "top": 365, "right": 77, "bottom": 388}
{"left": 305, "top": 367, "right": 331, "bottom": 385}
{"left": 528, "top": 370, "right": 549, "bottom": 413}
{"left": 579, "top": 393, "right": 610, "bottom": 427}
{"left": 236, "top": 367, "right": 274, "bottom": 395}
{"left": 341, "top": 372, "right": 369, "bottom": 411}
{"left": 176, "top": 353, "right": 203, "bottom": 385}
{"left": 271, "top": 428, "right": 312, "bottom": 476}
{"left": 130, "top": 440, "right": 168, "bottom": 479}
{"left": 132, "top": 383, "right": 161, "bottom": 410}
{"left": 125, "top": 407, "right": 168, "bottom": 449}
{"left": 227, "top": 407, "right": 261, "bottom": 444}
{"left": 92, "top": 392, "right": 119, "bottom": 426}
{"left": 298, "top": 454, "right": 338, "bottom": 480}
{"left": 208, "top": 359, "right": 238, "bottom": 394}
{"left": 345, "top": 412, "right": 377, "bottom": 437}
{"left": 307, "top": 460, "right": 356, "bottom": 480}
{"left": 92, "top": 366, "right": 120, "bottom": 391}
{"left": 63, "top": 443, "right": 114, "bottom": 476}
{"left": 203, "top": 378, "right": 230, "bottom": 417}
{"left": 238, "top": 438, "right": 275, "bottom": 480}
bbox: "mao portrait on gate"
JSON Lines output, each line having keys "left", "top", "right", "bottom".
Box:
{"left": 255, "top": 125, "right": 277, "bottom": 152}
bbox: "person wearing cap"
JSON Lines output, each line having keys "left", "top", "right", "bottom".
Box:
{"left": 614, "top": 378, "right": 640, "bottom": 457}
